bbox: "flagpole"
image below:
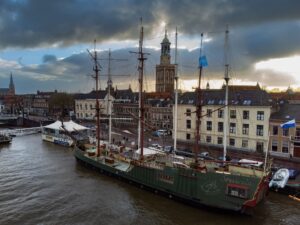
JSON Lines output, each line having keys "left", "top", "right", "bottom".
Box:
{"left": 263, "top": 130, "right": 270, "bottom": 174}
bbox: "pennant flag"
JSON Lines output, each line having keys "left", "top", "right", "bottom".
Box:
{"left": 199, "top": 55, "right": 208, "bottom": 67}
{"left": 280, "top": 119, "right": 296, "bottom": 129}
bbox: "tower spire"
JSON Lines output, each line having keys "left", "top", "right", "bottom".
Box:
{"left": 9, "top": 72, "right": 15, "bottom": 95}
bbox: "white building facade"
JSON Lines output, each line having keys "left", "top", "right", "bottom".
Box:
{"left": 74, "top": 91, "right": 114, "bottom": 120}
{"left": 175, "top": 86, "right": 272, "bottom": 153}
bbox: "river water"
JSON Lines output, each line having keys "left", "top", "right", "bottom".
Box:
{"left": 0, "top": 134, "right": 299, "bottom": 225}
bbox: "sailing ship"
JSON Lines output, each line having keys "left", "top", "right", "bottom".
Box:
{"left": 74, "top": 24, "right": 271, "bottom": 214}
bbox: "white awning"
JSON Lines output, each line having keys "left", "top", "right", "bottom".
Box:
{"left": 135, "top": 147, "right": 164, "bottom": 156}
{"left": 43, "top": 120, "right": 89, "bottom": 132}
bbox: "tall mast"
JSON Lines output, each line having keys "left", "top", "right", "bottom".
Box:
{"left": 173, "top": 27, "right": 178, "bottom": 151}
{"left": 107, "top": 49, "right": 112, "bottom": 146}
{"left": 131, "top": 19, "right": 148, "bottom": 160}
{"left": 194, "top": 33, "right": 204, "bottom": 164}
{"left": 88, "top": 40, "right": 101, "bottom": 157}
{"left": 223, "top": 26, "right": 230, "bottom": 161}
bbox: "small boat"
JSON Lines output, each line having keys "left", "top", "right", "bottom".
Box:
{"left": 269, "top": 168, "right": 289, "bottom": 189}
{"left": 0, "top": 134, "right": 12, "bottom": 144}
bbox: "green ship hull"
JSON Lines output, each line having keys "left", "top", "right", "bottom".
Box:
{"left": 74, "top": 146, "right": 270, "bottom": 214}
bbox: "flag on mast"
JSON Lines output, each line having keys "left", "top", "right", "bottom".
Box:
{"left": 280, "top": 119, "right": 296, "bottom": 129}
{"left": 199, "top": 55, "right": 208, "bottom": 67}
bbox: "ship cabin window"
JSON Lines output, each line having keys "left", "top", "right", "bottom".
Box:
{"left": 227, "top": 184, "right": 248, "bottom": 199}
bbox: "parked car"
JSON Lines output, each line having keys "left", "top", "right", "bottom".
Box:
{"left": 163, "top": 145, "right": 173, "bottom": 153}
{"left": 152, "top": 129, "right": 168, "bottom": 137}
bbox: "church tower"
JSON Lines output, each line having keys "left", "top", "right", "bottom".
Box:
{"left": 155, "top": 30, "right": 175, "bottom": 93}
{"left": 8, "top": 72, "right": 15, "bottom": 96}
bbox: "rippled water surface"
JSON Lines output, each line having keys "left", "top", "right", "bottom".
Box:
{"left": 0, "top": 135, "right": 299, "bottom": 225}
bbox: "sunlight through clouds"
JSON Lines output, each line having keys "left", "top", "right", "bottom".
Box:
{"left": 255, "top": 55, "right": 300, "bottom": 78}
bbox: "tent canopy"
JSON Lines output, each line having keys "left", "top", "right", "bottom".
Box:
{"left": 43, "top": 120, "right": 89, "bottom": 132}
{"left": 135, "top": 147, "right": 164, "bottom": 156}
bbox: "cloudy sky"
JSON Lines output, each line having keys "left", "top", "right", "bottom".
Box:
{"left": 0, "top": 0, "right": 300, "bottom": 94}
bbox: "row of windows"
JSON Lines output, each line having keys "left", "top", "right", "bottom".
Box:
{"left": 187, "top": 108, "right": 265, "bottom": 121}
{"left": 77, "top": 113, "right": 94, "bottom": 118}
{"left": 76, "top": 104, "right": 95, "bottom": 110}
{"left": 186, "top": 120, "right": 265, "bottom": 137}
{"left": 271, "top": 140, "right": 289, "bottom": 153}
{"left": 185, "top": 134, "right": 264, "bottom": 151}
{"left": 272, "top": 125, "right": 293, "bottom": 136}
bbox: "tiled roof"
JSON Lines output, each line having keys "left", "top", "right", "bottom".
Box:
{"left": 74, "top": 90, "right": 107, "bottom": 100}
{"left": 271, "top": 103, "right": 300, "bottom": 121}
{"left": 145, "top": 98, "right": 172, "bottom": 107}
{"left": 114, "top": 89, "right": 139, "bottom": 103}
{"left": 178, "top": 87, "right": 272, "bottom": 106}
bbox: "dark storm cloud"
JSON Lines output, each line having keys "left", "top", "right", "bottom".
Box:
{"left": 16, "top": 44, "right": 297, "bottom": 93}
{"left": 1, "top": 0, "right": 300, "bottom": 48}
{"left": 0, "top": 0, "right": 157, "bottom": 48}
{"left": 2, "top": 0, "right": 300, "bottom": 92}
